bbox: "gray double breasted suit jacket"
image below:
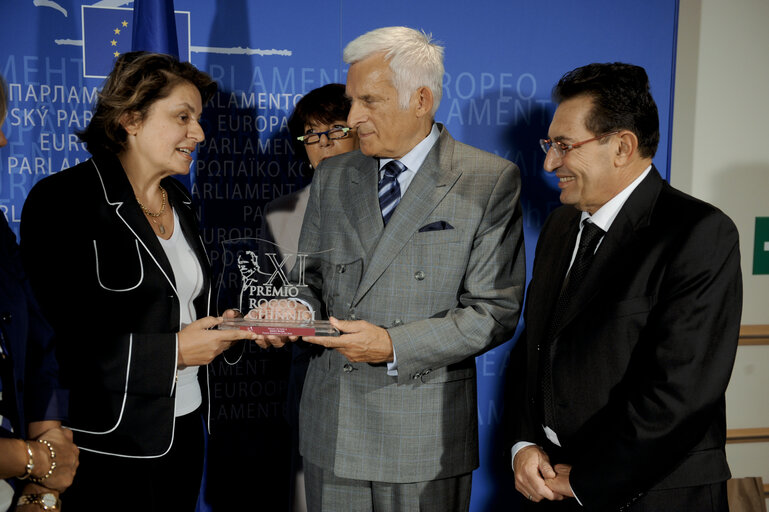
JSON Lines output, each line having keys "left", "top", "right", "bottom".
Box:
{"left": 294, "top": 125, "right": 525, "bottom": 483}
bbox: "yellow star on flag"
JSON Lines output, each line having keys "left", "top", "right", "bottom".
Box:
{"left": 121, "top": 20, "right": 128, "bottom": 27}
{"left": 111, "top": 40, "right": 117, "bottom": 46}
{"left": 114, "top": 51, "right": 120, "bottom": 57}
{"left": 114, "top": 28, "right": 120, "bottom": 35}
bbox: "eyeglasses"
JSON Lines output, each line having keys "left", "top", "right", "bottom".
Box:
{"left": 297, "top": 127, "right": 352, "bottom": 145}
{"left": 539, "top": 131, "right": 619, "bottom": 158}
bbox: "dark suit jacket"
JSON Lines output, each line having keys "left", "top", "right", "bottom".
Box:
{"left": 296, "top": 125, "right": 525, "bottom": 483}
{"left": 20, "top": 154, "right": 212, "bottom": 457}
{"left": 513, "top": 167, "right": 742, "bottom": 510}
{"left": 0, "top": 214, "right": 65, "bottom": 439}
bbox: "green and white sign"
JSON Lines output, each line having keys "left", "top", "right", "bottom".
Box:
{"left": 754, "top": 217, "right": 769, "bottom": 275}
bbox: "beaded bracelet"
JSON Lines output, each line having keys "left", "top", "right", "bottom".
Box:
{"left": 17, "top": 441, "right": 34, "bottom": 480}
{"left": 30, "top": 439, "right": 57, "bottom": 483}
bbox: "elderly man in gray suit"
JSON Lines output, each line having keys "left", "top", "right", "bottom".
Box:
{"left": 261, "top": 26, "right": 525, "bottom": 511}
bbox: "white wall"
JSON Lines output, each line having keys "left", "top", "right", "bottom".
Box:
{"left": 672, "top": 0, "right": 769, "bottom": 324}
{"left": 673, "top": 0, "right": 769, "bottom": 505}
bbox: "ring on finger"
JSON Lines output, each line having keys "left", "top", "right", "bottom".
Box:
{"left": 528, "top": 494, "right": 533, "bottom": 501}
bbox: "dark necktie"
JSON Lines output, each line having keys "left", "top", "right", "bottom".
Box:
{"left": 378, "top": 160, "right": 406, "bottom": 225}
{"left": 554, "top": 220, "right": 605, "bottom": 321}
{"left": 541, "top": 220, "right": 605, "bottom": 428}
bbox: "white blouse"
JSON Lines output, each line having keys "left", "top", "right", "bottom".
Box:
{"left": 157, "top": 208, "right": 204, "bottom": 417}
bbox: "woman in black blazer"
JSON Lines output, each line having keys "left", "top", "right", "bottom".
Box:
{"left": 20, "top": 52, "right": 256, "bottom": 510}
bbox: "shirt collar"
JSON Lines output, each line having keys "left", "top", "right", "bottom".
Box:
{"left": 379, "top": 123, "right": 440, "bottom": 173}
{"left": 581, "top": 165, "right": 652, "bottom": 232}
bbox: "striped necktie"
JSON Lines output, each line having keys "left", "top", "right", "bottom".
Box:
{"left": 378, "top": 160, "right": 406, "bottom": 226}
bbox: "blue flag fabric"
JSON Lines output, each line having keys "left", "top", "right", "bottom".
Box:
{"left": 131, "top": 0, "right": 179, "bottom": 58}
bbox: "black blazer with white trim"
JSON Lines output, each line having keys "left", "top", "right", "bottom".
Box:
{"left": 20, "top": 154, "right": 212, "bottom": 457}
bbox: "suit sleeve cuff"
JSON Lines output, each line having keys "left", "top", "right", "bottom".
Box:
{"left": 571, "top": 484, "right": 583, "bottom": 506}
{"left": 511, "top": 441, "right": 536, "bottom": 470}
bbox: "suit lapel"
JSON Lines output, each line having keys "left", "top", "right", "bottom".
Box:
{"left": 537, "top": 212, "right": 580, "bottom": 334}
{"left": 92, "top": 156, "right": 177, "bottom": 292}
{"left": 346, "top": 155, "right": 382, "bottom": 258}
{"left": 353, "top": 128, "right": 461, "bottom": 306}
{"left": 555, "top": 168, "right": 664, "bottom": 334}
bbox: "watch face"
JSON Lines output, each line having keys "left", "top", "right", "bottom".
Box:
{"left": 41, "top": 493, "right": 57, "bottom": 507}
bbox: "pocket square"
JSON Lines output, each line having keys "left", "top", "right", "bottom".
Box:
{"left": 418, "top": 221, "right": 454, "bottom": 232}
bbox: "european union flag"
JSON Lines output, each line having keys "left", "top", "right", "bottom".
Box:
{"left": 81, "top": 5, "right": 190, "bottom": 79}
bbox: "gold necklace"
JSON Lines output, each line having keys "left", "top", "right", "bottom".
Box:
{"left": 136, "top": 185, "right": 168, "bottom": 235}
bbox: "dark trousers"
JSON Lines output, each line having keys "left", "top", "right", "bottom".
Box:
{"left": 522, "top": 481, "right": 728, "bottom": 512}
{"left": 63, "top": 410, "right": 205, "bottom": 511}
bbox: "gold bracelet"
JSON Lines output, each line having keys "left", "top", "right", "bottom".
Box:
{"left": 30, "top": 439, "right": 57, "bottom": 483}
{"left": 18, "top": 441, "right": 34, "bottom": 480}
{"left": 16, "top": 492, "right": 61, "bottom": 510}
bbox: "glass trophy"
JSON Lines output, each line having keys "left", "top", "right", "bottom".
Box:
{"left": 215, "top": 237, "right": 338, "bottom": 337}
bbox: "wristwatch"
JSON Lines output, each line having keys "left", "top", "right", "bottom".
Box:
{"left": 16, "top": 493, "right": 60, "bottom": 510}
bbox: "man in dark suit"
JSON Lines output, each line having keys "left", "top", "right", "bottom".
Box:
{"left": 510, "top": 63, "right": 742, "bottom": 511}
{"left": 281, "top": 26, "right": 525, "bottom": 511}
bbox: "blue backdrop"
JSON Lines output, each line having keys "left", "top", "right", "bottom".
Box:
{"left": 0, "top": 1, "right": 679, "bottom": 509}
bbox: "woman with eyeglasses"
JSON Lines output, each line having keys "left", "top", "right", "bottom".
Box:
{"left": 265, "top": 83, "right": 359, "bottom": 265}
{"left": 292, "top": 83, "right": 359, "bottom": 171}
{"left": 19, "top": 52, "right": 257, "bottom": 510}
{"left": 263, "top": 83, "right": 358, "bottom": 512}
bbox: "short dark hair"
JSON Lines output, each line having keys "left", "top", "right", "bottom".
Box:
{"left": 288, "top": 84, "right": 351, "bottom": 166}
{"left": 552, "top": 62, "right": 659, "bottom": 158}
{"left": 78, "top": 51, "right": 216, "bottom": 156}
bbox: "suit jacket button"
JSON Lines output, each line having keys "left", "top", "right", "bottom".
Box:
{"left": 343, "top": 363, "right": 353, "bottom": 373}
{"left": 414, "top": 270, "right": 425, "bottom": 281}
{"left": 1, "top": 312, "right": 11, "bottom": 322}
{"left": 337, "top": 264, "right": 345, "bottom": 274}
{"left": 392, "top": 318, "right": 403, "bottom": 326}
{"left": 412, "top": 372, "right": 421, "bottom": 379}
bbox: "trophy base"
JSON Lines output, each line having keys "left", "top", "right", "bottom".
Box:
{"left": 220, "top": 319, "right": 339, "bottom": 337}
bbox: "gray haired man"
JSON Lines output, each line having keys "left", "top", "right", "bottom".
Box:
{"left": 283, "top": 26, "right": 526, "bottom": 511}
